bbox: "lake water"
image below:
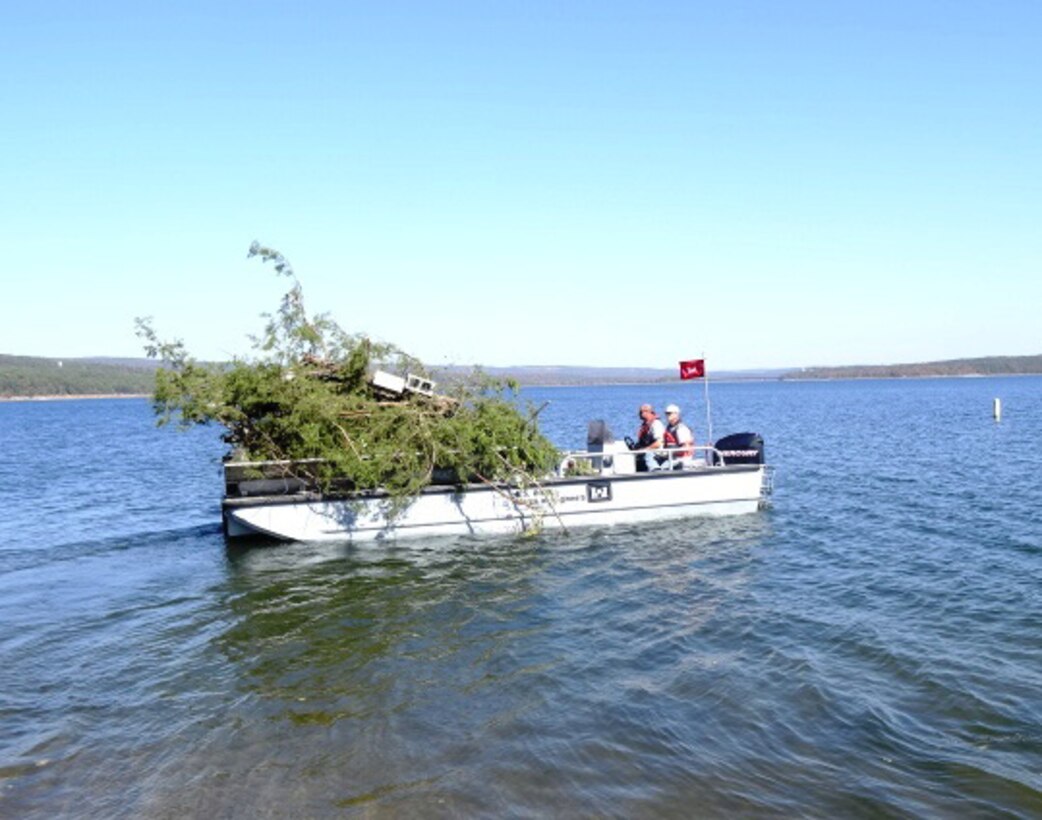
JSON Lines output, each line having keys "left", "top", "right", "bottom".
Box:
{"left": 1, "top": 379, "right": 1041, "bottom": 817}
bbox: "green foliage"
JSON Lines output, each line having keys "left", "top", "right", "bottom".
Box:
{"left": 0, "top": 356, "right": 159, "bottom": 397}
{"left": 136, "top": 243, "right": 560, "bottom": 506}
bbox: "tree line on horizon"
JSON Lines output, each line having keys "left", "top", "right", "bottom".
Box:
{"left": 0, "top": 355, "right": 159, "bottom": 397}
{"left": 786, "top": 355, "right": 1042, "bottom": 380}
{"left": 4, "top": 352, "right": 1042, "bottom": 397}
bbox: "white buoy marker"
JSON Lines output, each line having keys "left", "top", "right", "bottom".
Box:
{"left": 993, "top": 398, "right": 1002, "bottom": 421}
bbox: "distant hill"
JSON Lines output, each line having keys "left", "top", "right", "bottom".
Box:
{"left": 434, "top": 365, "right": 789, "bottom": 386}
{"left": 0, "top": 355, "right": 160, "bottom": 398}
{"left": 4, "top": 352, "right": 1042, "bottom": 398}
{"left": 784, "top": 355, "right": 1042, "bottom": 380}
{"left": 77, "top": 356, "right": 164, "bottom": 370}
{"left": 0, "top": 356, "right": 790, "bottom": 398}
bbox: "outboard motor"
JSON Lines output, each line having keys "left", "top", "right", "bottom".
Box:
{"left": 587, "top": 419, "right": 614, "bottom": 448}
{"left": 585, "top": 420, "right": 614, "bottom": 473}
{"left": 712, "top": 432, "right": 765, "bottom": 465}
{"left": 580, "top": 420, "right": 637, "bottom": 475}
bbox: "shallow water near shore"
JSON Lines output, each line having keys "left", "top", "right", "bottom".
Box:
{"left": 2, "top": 379, "right": 1041, "bottom": 816}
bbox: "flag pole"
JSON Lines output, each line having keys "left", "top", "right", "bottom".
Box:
{"left": 702, "top": 351, "right": 713, "bottom": 446}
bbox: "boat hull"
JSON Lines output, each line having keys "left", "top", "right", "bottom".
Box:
{"left": 223, "top": 465, "right": 769, "bottom": 543}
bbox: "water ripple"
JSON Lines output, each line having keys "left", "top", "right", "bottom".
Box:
{"left": 3, "top": 384, "right": 1042, "bottom": 816}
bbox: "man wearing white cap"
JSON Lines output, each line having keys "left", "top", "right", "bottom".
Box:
{"left": 663, "top": 404, "right": 695, "bottom": 468}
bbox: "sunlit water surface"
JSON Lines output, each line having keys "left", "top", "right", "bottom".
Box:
{"left": 1, "top": 379, "right": 1040, "bottom": 817}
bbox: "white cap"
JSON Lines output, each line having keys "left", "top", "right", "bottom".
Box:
{"left": 665, "top": 404, "right": 680, "bottom": 414}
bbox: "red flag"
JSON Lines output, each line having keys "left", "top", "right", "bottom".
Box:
{"left": 679, "top": 359, "right": 705, "bottom": 380}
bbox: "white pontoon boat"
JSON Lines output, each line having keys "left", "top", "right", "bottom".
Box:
{"left": 222, "top": 426, "right": 771, "bottom": 543}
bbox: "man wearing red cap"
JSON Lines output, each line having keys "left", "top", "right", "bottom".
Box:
{"left": 631, "top": 403, "right": 666, "bottom": 472}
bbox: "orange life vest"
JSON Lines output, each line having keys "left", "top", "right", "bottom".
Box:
{"left": 665, "top": 422, "right": 694, "bottom": 458}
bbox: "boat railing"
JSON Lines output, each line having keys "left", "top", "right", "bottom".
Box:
{"left": 556, "top": 444, "right": 734, "bottom": 477}
{"left": 224, "top": 444, "right": 761, "bottom": 498}
{"left": 224, "top": 458, "right": 327, "bottom": 497}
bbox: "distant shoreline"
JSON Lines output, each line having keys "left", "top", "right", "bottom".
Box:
{"left": 0, "top": 393, "right": 150, "bottom": 403}
{"left": 6, "top": 353, "right": 1042, "bottom": 396}
{"left": 4, "top": 370, "right": 1042, "bottom": 401}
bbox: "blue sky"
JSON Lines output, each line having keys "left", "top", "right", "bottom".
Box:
{"left": 2, "top": 1, "right": 1040, "bottom": 370}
